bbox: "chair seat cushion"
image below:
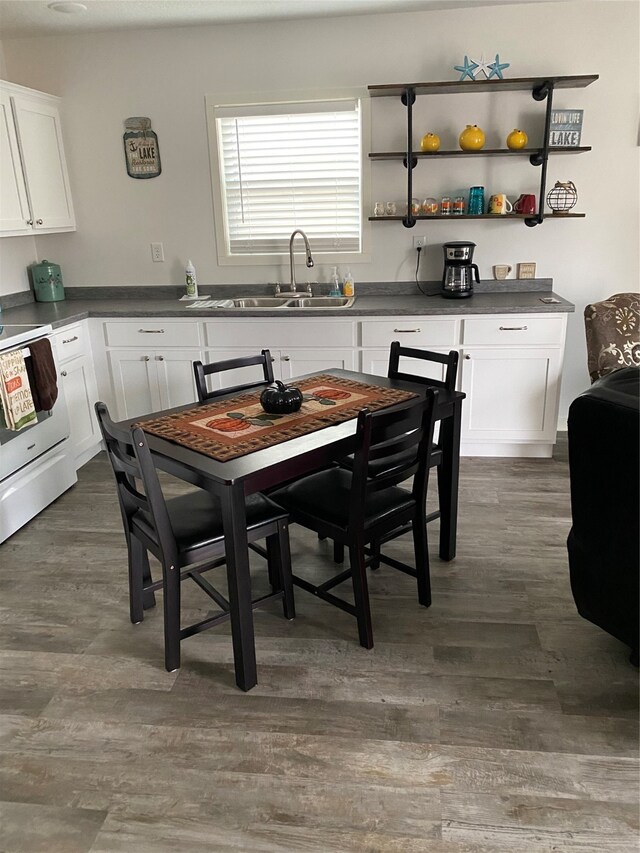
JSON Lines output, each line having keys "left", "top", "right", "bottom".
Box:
{"left": 270, "top": 468, "right": 415, "bottom": 531}
{"left": 133, "top": 491, "right": 287, "bottom": 554}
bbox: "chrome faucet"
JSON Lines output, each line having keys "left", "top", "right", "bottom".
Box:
{"left": 285, "top": 229, "right": 314, "bottom": 295}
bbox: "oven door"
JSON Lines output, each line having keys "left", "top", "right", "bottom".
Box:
{"left": 0, "top": 341, "right": 71, "bottom": 482}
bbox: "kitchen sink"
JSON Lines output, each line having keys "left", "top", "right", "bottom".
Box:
{"left": 285, "top": 297, "right": 354, "bottom": 308}
{"left": 231, "top": 297, "right": 291, "bottom": 308}
{"left": 224, "top": 296, "right": 355, "bottom": 309}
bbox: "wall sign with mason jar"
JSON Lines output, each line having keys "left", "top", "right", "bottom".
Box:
{"left": 123, "top": 117, "right": 161, "bottom": 179}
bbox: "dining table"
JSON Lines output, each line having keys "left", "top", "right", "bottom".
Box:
{"left": 128, "top": 368, "right": 465, "bottom": 691}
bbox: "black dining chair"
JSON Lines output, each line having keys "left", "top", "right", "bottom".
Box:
{"left": 95, "top": 401, "right": 295, "bottom": 673}
{"left": 270, "top": 390, "right": 438, "bottom": 649}
{"left": 193, "top": 349, "right": 275, "bottom": 403}
{"left": 337, "top": 343, "right": 458, "bottom": 568}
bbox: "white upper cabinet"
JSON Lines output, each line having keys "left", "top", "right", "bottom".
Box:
{"left": 0, "top": 81, "right": 76, "bottom": 236}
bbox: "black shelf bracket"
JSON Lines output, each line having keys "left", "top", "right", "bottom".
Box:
{"left": 401, "top": 86, "right": 416, "bottom": 228}
{"left": 528, "top": 79, "right": 555, "bottom": 225}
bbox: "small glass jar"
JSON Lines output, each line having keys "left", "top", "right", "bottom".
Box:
{"left": 440, "top": 196, "right": 452, "bottom": 216}
{"left": 385, "top": 201, "right": 397, "bottom": 216}
{"left": 373, "top": 201, "right": 385, "bottom": 217}
{"left": 421, "top": 198, "right": 438, "bottom": 215}
{"left": 411, "top": 198, "right": 420, "bottom": 216}
{"left": 453, "top": 196, "right": 466, "bottom": 215}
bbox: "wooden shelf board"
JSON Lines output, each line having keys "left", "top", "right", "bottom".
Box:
{"left": 368, "top": 213, "right": 586, "bottom": 221}
{"left": 368, "top": 75, "right": 598, "bottom": 97}
{"left": 369, "top": 147, "right": 591, "bottom": 160}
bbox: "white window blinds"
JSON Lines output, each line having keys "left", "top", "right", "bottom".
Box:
{"left": 215, "top": 98, "right": 362, "bottom": 256}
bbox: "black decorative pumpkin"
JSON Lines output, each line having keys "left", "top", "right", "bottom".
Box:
{"left": 260, "top": 380, "right": 303, "bottom": 414}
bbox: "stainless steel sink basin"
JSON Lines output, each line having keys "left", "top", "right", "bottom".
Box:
{"left": 225, "top": 296, "right": 355, "bottom": 309}
{"left": 231, "top": 297, "right": 291, "bottom": 308}
{"left": 285, "top": 297, "right": 354, "bottom": 308}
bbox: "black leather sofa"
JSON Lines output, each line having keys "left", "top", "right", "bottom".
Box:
{"left": 567, "top": 367, "right": 639, "bottom": 664}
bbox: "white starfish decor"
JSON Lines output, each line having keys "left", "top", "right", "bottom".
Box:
{"left": 472, "top": 54, "right": 492, "bottom": 79}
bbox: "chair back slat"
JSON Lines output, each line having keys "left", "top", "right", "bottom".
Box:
{"left": 193, "top": 349, "right": 275, "bottom": 402}
{"left": 95, "top": 402, "right": 175, "bottom": 561}
{"left": 348, "top": 391, "right": 438, "bottom": 521}
{"left": 388, "top": 341, "right": 459, "bottom": 391}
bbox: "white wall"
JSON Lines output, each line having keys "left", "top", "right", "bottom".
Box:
{"left": 1, "top": 0, "right": 638, "bottom": 418}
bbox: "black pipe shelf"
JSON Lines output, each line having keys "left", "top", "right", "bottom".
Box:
{"left": 369, "top": 213, "right": 586, "bottom": 221}
{"left": 367, "top": 74, "right": 598, "bottom": 227}
{"left": 368, "top": 75, "right": 598, "bottom": 97}
{"left": 369, "top": 147, "right": 592, "bottom": 160}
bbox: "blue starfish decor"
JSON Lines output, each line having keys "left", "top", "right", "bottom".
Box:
{"left": 454, "top": 53, "right": 510, "bottom": 81}
{"left": 454, "top": 55, "right": 479, "bottom": 82}
{"left": 487, "top": 54, "right": 510, "bottom": 80}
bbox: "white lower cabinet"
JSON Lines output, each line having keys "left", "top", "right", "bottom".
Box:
{"left": 460, "top": 347, "right": 563, "bottom": 443}
{"left": 108, "top": 349, "right": 201, "bottom": 420}
{"left": 52, "top": 321, "right": 101, "bottom": 468}
{"left": 459, "top": 315, "right": 567, "bottom": 457}
{"left": 93, "top": 311, "right": 568, "bottom": 457}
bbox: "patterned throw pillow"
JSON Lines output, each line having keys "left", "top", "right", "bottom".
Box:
{"left": 584, "top": 292, "right": 640, "bottom": 382}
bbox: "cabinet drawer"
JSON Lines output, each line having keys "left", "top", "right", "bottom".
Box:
{"left": 463, "top": 316, "right": 565, "bottom": 346}
{"left": 205, "top": 319, "right": 354, "bottom": 349}
{"left": 104, "top": 321, "right": 202, "bottom": 348}
{"left": 360, "top": 318, "right": 459, "bottom": 348}
{"left": 52, "top": 322, "right": 86, "bottom": 362}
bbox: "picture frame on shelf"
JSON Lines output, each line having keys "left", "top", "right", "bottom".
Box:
{"left": 548, "top": 109, "right": 583, "bottom": 147}
{"left": 517, "top": 262, "right": 537, "bottom": 279}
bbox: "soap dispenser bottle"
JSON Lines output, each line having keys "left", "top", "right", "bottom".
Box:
{"left": 185, "top": 260, "right": 198, "bottom": 298}
{"left": 329, "top": 266, "right": 341, "bottom": 297}
{"left": 343, "top": 269, "right": 355, "bottom": 298}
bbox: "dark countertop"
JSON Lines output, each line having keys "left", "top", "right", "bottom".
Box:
{"left": 2, "top": 290, "right": 574, "bottom": 330}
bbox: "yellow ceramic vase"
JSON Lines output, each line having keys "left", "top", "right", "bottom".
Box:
{"left": 420, "top": 132, "right": 441, "bottom": 152}
{"left": 459, "top": 125, "right": 486, "bottom": 151}
{"left": 506, "top": 128, "right": 528, "bottom": 150}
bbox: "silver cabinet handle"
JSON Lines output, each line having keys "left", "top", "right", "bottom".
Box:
{"left": 60, "top": 370, "right": 68, "bottom": 376}
{"left": 394, "top": 328, "right": 421, "bottom": 333}
{"left": 143, "top": 356, "right": 150, "bottom": 361}
{"left": 62, "top": 335, "right": 79, "bottom": 344}
{"left": 282, "top": 355, "right": 291, "bottom": 361}
{"left": 499, "top": 325, "right": 528, "bottom": 331}
{"left": 26, "top": 219, "right": 33, "bottom": 225}
{"left": 36, "top": 219, "right": 43, "bottom": 225}
{"left": 156, "top": 355, "right": 165, "bottom": 361}
{"left": 464, "top": 354, "right": 471, "bottom": 360}
{"left": 138, "top": 329, "right": 165, "bottom": 333}
{"left": 270, "top": 357, "right": 275, "bottom": 363}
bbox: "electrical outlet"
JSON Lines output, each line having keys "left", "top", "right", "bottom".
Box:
{"left": 151, "top": 242, "right": 164, "bottom": 262}
{"left": 413, "top": 236, "right": 427, "bottom": 249}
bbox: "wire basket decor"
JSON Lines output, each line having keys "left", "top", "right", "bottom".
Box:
{"left": 546, "top": 180, "right": 578, "bottom": 215}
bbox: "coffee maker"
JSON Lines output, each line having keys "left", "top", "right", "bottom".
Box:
{"left": 441, "top": 241, "right": 480, "bottom": 299}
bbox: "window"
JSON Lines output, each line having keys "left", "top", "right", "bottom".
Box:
{"left": 207, "top": 92, "right": 369, "bottom": 265}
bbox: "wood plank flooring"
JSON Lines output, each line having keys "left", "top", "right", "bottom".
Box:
{"left": 0, "top": 436, "right": 638, "bottom": 852}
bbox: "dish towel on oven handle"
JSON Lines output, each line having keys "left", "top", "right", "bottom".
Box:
{"left": 0, "top": 348, "right": 37, "bottom": 431}
{"left": 27, "top": 337, "right": 58, "bottom": 412}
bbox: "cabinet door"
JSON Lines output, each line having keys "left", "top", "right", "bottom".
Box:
{"left": 0, "top": 90, "right": 31, "bottom": 234}
{"left": 279, "top": 348, "right": 356, "bottom": 380}
{"left": 107, "top": 350, "right": 159, "bottom": 420}
{"left": 460, "top": 347, "right": 562, "bottom": 442}
{"left": 155, "top": 350, "right": 202, "bottom": 410}
{"left": 60, "top": 355, "right": 101, "bottom": 465}
{"left": 12, "top": 95, "right": 75, "bottom": 230}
